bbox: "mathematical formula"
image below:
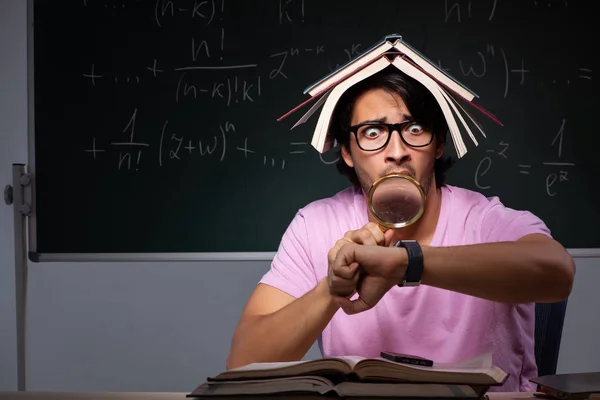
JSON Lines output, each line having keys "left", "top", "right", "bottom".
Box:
{"left": 76, "top": 0, "right": 589, "bottom": 201}
{"left": 83, "top": 108, "right": 343, "bottom": 172}
{"left": 473, "top": 119, "right": 575, "bottom": 196}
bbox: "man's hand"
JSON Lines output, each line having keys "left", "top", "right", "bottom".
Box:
{"left": 330, "top": 242, "right": 408, "bottom": 315}
{"left": 327, "top": 223, "right": 394, "bottom": 298}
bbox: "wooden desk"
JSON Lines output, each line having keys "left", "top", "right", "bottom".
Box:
{"left": 0, "top": 392, "right": 538, "bottom": 400}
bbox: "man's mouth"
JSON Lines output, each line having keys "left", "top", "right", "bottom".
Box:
{"left": 385, "top": 169, "right": 414, "bottom": 178}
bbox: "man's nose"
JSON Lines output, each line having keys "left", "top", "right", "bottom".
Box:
{"left": 383, "top": 129, "right": 411, "bottom": 163}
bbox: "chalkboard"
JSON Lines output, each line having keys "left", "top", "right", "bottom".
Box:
{"left": 29, "top": 0, "right": 598, "bottom": 259}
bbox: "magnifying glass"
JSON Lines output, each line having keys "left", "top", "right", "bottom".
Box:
{"left": 367, "top": 174, "right": 426, "bottom": 231}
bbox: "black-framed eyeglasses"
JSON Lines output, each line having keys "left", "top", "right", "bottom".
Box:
{"left": 347, "top": 120, "right": 433, "bottom": 152}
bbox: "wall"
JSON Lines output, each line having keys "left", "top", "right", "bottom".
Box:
{"left": 556, "top": 257, "right": 600, "bottom": 374}
{"left": 0, "top": 0, "right": 26, "bottom": 390}
{"left": 0, "top": 0, "right": 598, "bottom": 392}
{"left": 0, "top": 1, "right": 321, "bottom": 391}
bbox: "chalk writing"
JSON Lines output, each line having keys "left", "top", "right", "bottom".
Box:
{"left": 84, "top": 137, "right": 105, "bottom": 160}
{"left": 543, "top": 118, "right": 575, "bottom": 196}
{"left": 474, "top": 120, "right": 576, "bottom": 197}
{"left": 288, "top": 142, "right": 341, "bottom": 165}
{"left": 110, "top": 109, "right": 149, "bottom": 171}
{"left": 289, "top": 142, "right": 307, "bottom": 155}
{"left": 279, "top": 0, "right": 305, "bottom": 24}
{"left": 158, "top": 120, "right": 232, "bottom": 167}
{"left": 146, "top": 59, "right": 165, "bottom": 77}
{"left": 264, "top": 156, "right": 286, "bottom": 169}
{"left": 327, "top": 43, "right": 363, "bottom": 72}
{"left": 544, "top": 164, "right": 574, "bottom": 196}
{"left": 474, "top": 141, "right": 510, "bottom": 189}
{"left": 550, "top": 67, "right": 592, "bottom": 85}
{"left": 32, "top": 0, "right": 600, "bottom": 254}
{"left": 455, "top": 45, "right": 529, "bottom": 99}
{"left": 551, "top": 118, "right": 566, "bottom": 158}
{"left": 174, "top": 64, "right": 258, "bottom": 71}
{"left": 192, "top": 37, "right": 211, "bottom": 61}
{"left": 82, "top": 64, "right": 102, "bottom": 86}
{"left": 444, "top": 0, "right": 499, "bottom": 23}
{"left": 175, "top": 74, "right": 262, "bottom": 106}
{"left": 154, "top": 0, "right": 225, "bottom": 28}
{"left": 84, "top": 62, "right": 258, "bottom": 89}
{"left": 268, "top": 46, "right": 325, "bottom": 80}
{"left": 236, "top": 138, "right": 286, "bottom": 169}
{"left": 73, "top": 3, "right": 589, "bottom": 187}
{"left": 512, "top": 160, "right": 575, "bottom": 196}
{"left": 319, "top": 152, "right": 341, "bottom": 166}
{"left": 579, "top": 68, "right": 592, "bottom": 80}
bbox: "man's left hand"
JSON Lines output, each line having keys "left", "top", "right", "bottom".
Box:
{"left": 330, "top": 242, "right": 408, "bottom": 315}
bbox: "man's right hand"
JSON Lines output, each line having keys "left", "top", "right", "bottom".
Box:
{"left": 327, "top": 222, "right": 395, "bottom": 298}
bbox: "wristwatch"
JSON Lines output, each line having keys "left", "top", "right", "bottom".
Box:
{"left": 393, "top": 240, "right": 423, "bottom": 287}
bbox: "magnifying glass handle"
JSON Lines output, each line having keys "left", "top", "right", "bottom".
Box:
{"left": 378, "top": 224, "right": 390, "bottom": 233}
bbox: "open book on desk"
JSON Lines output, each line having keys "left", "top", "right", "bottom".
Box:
{"left": 187, "top": 352, "right": 508, "bottom": 398}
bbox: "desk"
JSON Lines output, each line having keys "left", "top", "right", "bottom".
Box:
{"left": 0, "top": 392, "right": 538, "bottom": 400}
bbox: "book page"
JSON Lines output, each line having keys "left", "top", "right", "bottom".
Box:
{"left": 293, "top": 88, "right": 332, "bottom": 130}
{"left": 210, "top": 357, "right": 356, "bottom": 381}
{"left": 330, "top": 355, "right": 367, "bottom": 370}
{"left": 377, "top": 351, "right": 493, "bottom": 373}
{"left": 391, "top": 39, "right": 476, "bottom": 102}
{"left": 390, "top": 57, "right": 468, "bottom": 158}
{"left": 436, "top": 352, "right": 492, "bottom": 370}
{"left": 351, "top": 352, "right": 507, "bottom": 386}
{"left": 227, "top": 356, "right": 367, "bottom": 372}
{"left": 437, "top": 87, "right": 480, "bottom": 147}
{"left": 226, "top": 360, "right": 310, "bottom": 372}
{"left": 306, "top": 40, "right": 394, "bottom": 96}
{"left": 190, "top": 376, "right": 337, "bottom": 396}
{"left": 313, "top": 56, "right": 393, "bottom": 152}
{"left": 337, "top": 382, "right": 480, "bottom": 398}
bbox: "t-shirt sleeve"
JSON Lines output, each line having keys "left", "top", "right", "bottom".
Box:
{"left": 259, "top": 211, "right": 318, "bottom": 298}
{"left": 480, "top": 198, "right": 552, "bottom": 243}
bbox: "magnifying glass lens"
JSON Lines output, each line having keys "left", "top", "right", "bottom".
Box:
{"left": 368, "top": 174, "right": 425, "bottom": 229}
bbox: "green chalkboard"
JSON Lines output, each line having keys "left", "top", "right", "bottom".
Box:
{"left": 29, "top": 0, "right": 599, "bottom": 258}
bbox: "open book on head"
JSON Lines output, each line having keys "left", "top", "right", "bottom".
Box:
{"left": 303, "top": 34, "right": 478, "bottom": 101}
{"left": 187, "top": 352, "right": 509, "bottom": 398}
{"left": 277, "top": 33, "right": 502, "bottom": 159}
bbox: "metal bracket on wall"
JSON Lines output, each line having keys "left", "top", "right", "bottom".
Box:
{"left": 4, "top": 184, "right": 13, "bottom": 205}
{"left": 5, "top": 175, "right": 33, "bottom": 215}
{"left": 11, "top": 164, "right": 30, "bottom": 391}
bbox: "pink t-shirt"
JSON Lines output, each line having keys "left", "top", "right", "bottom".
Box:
{"left": 259, "top": 184, "right": 551, "bottom": 392}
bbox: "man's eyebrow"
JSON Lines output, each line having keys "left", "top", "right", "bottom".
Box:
{"left": 356, "top": 114, "right": 412, "bottom": 125}
{"left": 357, "top": 118, "right": 387, "bottom": 125}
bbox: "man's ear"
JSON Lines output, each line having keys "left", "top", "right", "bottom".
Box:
{"left": 435, "top": 135, "right": 445, "bottom": 159}
{"left": 341, "top": 144, "right": 354, "bottom": 168}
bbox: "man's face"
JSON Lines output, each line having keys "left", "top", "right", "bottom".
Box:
{"left": 341, "top": 87, "right": 444, "bottom": 197}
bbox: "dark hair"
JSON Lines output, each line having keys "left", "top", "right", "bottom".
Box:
{"left": 328, "top": 66, "right": 454, "bottom": 188}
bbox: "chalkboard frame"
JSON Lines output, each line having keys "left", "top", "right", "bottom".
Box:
{"left": 24, "top": 0, "right": 600, "bottom": 262}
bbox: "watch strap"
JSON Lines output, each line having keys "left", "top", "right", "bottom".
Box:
{"left": 394, "top": 240, "right": 423, "bottom": 287}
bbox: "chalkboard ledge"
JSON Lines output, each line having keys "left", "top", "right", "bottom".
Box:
{"left": 28, "top": 252, "right": 277, "bottom": 262}
{"left": 27, "top": 249, "right": 600, "bottom": 263}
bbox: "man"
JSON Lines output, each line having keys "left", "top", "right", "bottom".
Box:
{"left": 226, "top": 67, "right": 575, "bottom": 392}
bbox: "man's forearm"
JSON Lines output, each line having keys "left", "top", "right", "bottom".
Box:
{"left": 420, "top": 234, "right": 575, "bottom": 303}
{"left": 226, "top": 279, "right": 339, "bottom": 369}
